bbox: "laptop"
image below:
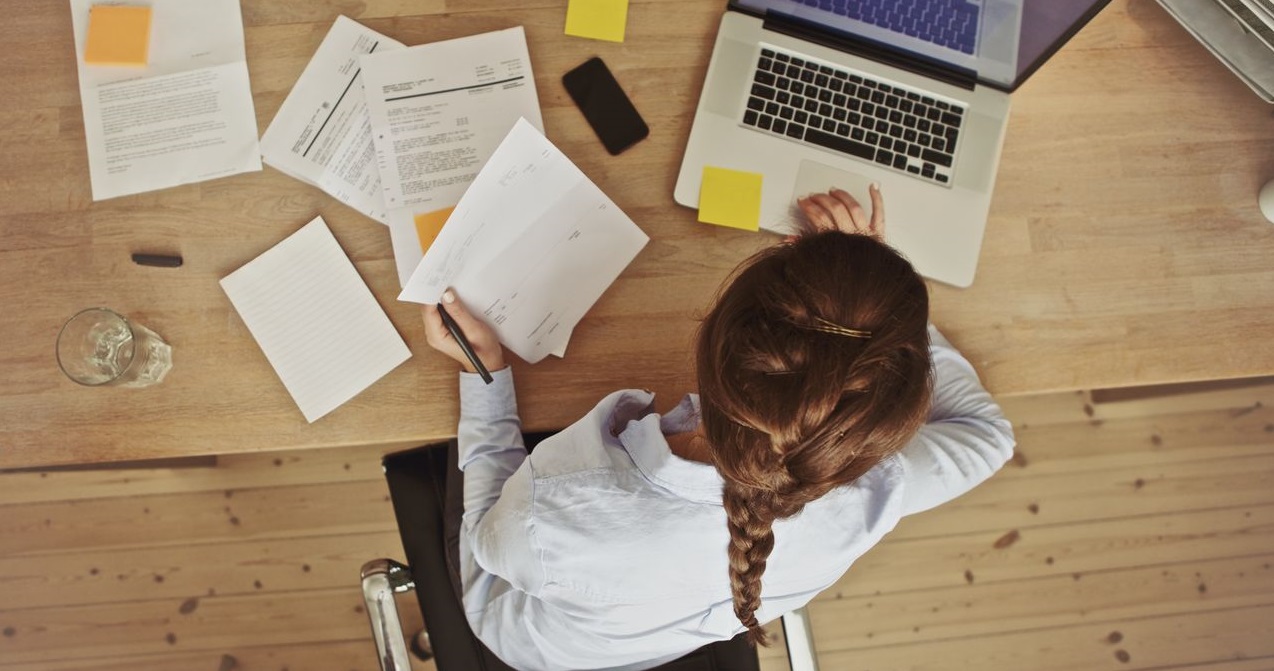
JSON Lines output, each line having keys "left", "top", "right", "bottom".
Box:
{"left": 675, "top": 0, "right": 1112, "bottom": 287}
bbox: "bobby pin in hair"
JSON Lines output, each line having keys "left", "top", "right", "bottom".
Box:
{"left": 802, "top": 316, "right": 872, "bottom": 339}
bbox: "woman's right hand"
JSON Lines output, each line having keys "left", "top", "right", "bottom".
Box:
{"left": 795, "top": 184, "right": 885, "bottom": 240}
{"left": 421, "top": 289, "right": 507, "bottom": 374}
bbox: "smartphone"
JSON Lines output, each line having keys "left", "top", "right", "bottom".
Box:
{"left": 562, "top": 57, "right": 649, "bottom": 155}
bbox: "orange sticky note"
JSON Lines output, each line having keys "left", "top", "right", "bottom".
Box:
{"left": 698, "top": 167, "right": 762, "bottom": 231}
{"left": 414, "top": 207, "right": 455, "bottom": 254}
{"left": 84, "top": 5, "right": 152, "bottom": 67}
{"left": 565, "top": 0, "right": 629, "bottom": 43}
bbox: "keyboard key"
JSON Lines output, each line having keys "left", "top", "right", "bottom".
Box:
{"left": 759, "top": 114, "right": 773, "bottom": 130}
{"left": 931, "top": 137, "right": 946, "bottom": 152}
{"left": 800, "top": 70, "right": 815, "bottom": 83}
{"left": 777, "top": 91, "right": 790, "bottom": 104}
{"left": 804, "top": 61, "right": 817, "bottom": 71}
{"left": 822, "top": 118, "right": 836, "bottom": 132}
{"left": 744, "top": 110, "right": 759, "bottom": 126}
{"left": 754, "top": 70, "right": 776, "bottom": 85}
{"left": 849, "top": 98, "right": 861, "bottom": 112}
{"left": 752, "top": 84, "right": 776, "bottom": 100}
{"left": 758, "top": 57, "right": 773, "bottom": 71}
{"left": 865, "top": 131, "right": 879, "bottom": 144}
{"left": 889, "top": 124, "right": 903, "bottom": 138}
{"left": 941, "top": 111, "right": 962, "bottom": 127}
{"left": 903, "top": 115, "right": 918, "bottom": 129}
{"left": 829, "top": 79, "right": 843, "bottom": 92}
{"left": 802, "top": 83, "right": 819, "bottom": 97}
{"left": 906, "top": 144, "right": 921, "bottom": 158}
{"left": 773, "top": 119, "right": 788, "bottom": 134}
{"left": 761, "top": 48, "right": 775, "bottom": 58}
{"left": 832, "top": 94, "right": 847, "bottom": 107}
{"left": 787, "top": 65, "right": 802, "bottom": 78}
{"left": 936, "top": 173, "right": 949, "bottom": 183}
{"left": 892, "top": 154, "right": 908, "bottom": 170}
{"left": 946, "top": 128, "right": 959, "bottom": 146}
{"left": 815, "top": 74, "right": 829, "bottom": 87}
{"left": 786, "top": 124, "right": 804, "bottom": 139}
{"left": 794, "top": 111, "right": 808, "bottom": 124}
{"left": 921, "top": 95, "right": 935, "bottom": 105}
{"left": 922, "top": 148, "right": 952, "bottom": 167}
{"left": 879, "top": 137, "right": 892, "bottom": 151}
{"left": 851, "top": 127, "right": 865, "bottom": 141}
{"left": 747, "top": 97, "right": 765, "bottom": 111}
{"left": 875, "top": 119, "right": 889, "bottom": 132}
{"left": 819, "top": 103, "right": 833, "bottom": 116}
{"left": 886, "top": 95, "right": 900, "bottom": 108}
{"left": 849, "top": 74, "right": 863, "bottom": 84}
{"left": 878, "top": 84, "right": 892, "bottom": 94}
{"left": 833, "top": 108, "right": 847, "bottom": 121}
{"left": 819, "top": 89, "right": 833, "bottom": 103}
{"left": 857, "top": 88, "right": 871, "bottom": 101}
{"left": 833, "top": 70, "right": 848, "bottom": 80}
{"left": 900, "top": 100, "right": 914, "bottom": 113}
{"left": 805, "top": 127, "right": 875, "bottom": 160}
{"left": 862, "top": 102, "right": 875, "bottom": 115}
{"left": 848, "top": 111, "right": 861, "bottom": 124}
{"left": 874, "top": 149, "right": 893, "bottom": 166}
{"left": 889, "top": 110, "right": 903, "bottom": 123}
{"left": 775, "top": 52, "right": 790, "bottom": 62}
{"left": 792, "top": 95, "right": 805, "bottom": 107}
{"left": 933, "top": 123, "right": 947, "bottom": 136}
{"left": 819, "top": 65, "right": 833, "bottom": 75}
{"left": 779, "top": 107, "right": 794, "bottom": 120}
{"left": 917, "top": 134, "right": 931, "bottom": 147}
{"left": 810, "top": 115, "right": 824, "bottom": 127}
{"left": 906, "top": 92, "right": 920, "bottom": 102}
{"left": 776, "top": 78, "right": 791, "bottom": 91}
{"left": 936, "top": 100, "right": 950, "bottom": 110}
{"left": 791, "top": 57, "right": 805, "bottom": 67}
{"left": 871, "top": 90, "right": 885, "bottom": 104}
{"left": 836, "top": 122, "right": 850, "bottom": 136}
{"left": 927, "top": 108, "right": 942, "bottom": 121}
{"left": 917, "top": 118, "right": 931, "bottom": 133}
{"left": 922, "top": 163, "right": 936, "bottom": 178}
{"left": 904, "top": 128, "right": 918, "bottom": 142}
{"left": 804, "top": 99, "right": 819, "bottom": 113}
{"left": 907, "top": 165, "right": 921, "bottom": 174}
{"left": 766, "top": 101, "right": 780, "bottom": 115}
{"left": 875, "top": 107, "right": 889, "bottom": 120}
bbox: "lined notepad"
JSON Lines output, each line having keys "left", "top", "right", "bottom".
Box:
{"left": 220, "top": 217, "right": 411, "bottom": 423}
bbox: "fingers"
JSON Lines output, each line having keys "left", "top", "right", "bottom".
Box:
{"left": 421, "top": 303, "right": 449, "bottom": 349}
{"left": 827, "top": 189, "right": 870, "bottom": 233}
{"left": 867, "top": 182, "right": 885, "bottom": 235}
{"left": 809, "top": 192, "right": 855, "bottom": 231}
{"left": 796, "top": 196, "right": 836, "bottom": 233}
{"left": 438, "top": 289, "right": 480, "bottom": 331}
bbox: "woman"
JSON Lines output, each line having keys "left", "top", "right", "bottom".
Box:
{"left": 422, "top": 186, "right": 1015, "bottom": 671}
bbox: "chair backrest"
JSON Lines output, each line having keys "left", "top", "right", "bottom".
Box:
{"left": 380, "top": 439, "right": 762, "bottom": 671}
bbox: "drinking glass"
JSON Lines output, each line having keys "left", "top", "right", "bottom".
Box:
{"left": 56, "top": 308, "right": 173, "bottom": 387}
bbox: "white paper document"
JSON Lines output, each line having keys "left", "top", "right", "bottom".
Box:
{"left": 260, "top": 17, "right": 404, "bottom": 224}
{"left": 221, "top": 217, "right": 411, "bottom": 423}
{"left": 69, "top": 0, "right": 261, "bottom": 200}
{"left": 359, "top": 26, "right": 544, "bottom": 286}
{"left": 398, "top": 119, "right": 648, "bottom": 364}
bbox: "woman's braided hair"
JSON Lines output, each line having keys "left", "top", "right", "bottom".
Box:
{"left": 696, "top": 231, "right": 933, "bottom": 644}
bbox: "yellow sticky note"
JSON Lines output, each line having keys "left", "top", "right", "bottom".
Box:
{"left": 565, "top": 0, "right": 629, "bottom": 43}
{"left": 698, "top": 167, "right": 763, "bottom": 231}
{"left": 414, "top": 207, "right": 455, "bottom": 254}
{"left": 84, "top": 5, "right": 152, "bottom": 67}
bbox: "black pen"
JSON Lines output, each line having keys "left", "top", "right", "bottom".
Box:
{"left": 438, "top": 303, "right": 494, "bottom": 384}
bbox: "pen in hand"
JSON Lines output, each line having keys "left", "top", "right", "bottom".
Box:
{"left": 437, "top": 302, "right": 494, "bottom": 384}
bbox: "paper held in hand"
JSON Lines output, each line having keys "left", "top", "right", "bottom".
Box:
{"left": 397, "top": 118, "right": 649, "bottom": 364}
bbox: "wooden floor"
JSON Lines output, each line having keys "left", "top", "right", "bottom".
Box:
{"left": 1, "top": 380, "right": 1271, "bottom": 671}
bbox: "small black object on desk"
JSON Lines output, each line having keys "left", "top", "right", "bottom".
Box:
{"left": 131, "top": 253, "right": 183, "bottom": 268}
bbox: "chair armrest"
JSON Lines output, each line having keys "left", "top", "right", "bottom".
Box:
{"left": 361, "top": 559, "right": 416, "bottom": 671}
{"left": 781, "top": 607, "right": 820, "bottom": 671}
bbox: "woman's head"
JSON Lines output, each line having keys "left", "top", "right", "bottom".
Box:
{"left": 695, "top": 231, "right": 932, "bottom": 644}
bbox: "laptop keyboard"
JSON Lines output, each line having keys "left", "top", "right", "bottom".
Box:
{"left": 786, "top": 0, "right": 980, "bottom": 54}
{"left": 743, "top": 47, "right": 966, "bottom": 186}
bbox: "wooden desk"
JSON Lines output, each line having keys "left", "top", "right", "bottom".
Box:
{"left": 2, "top": 0, "right": 1272, "bottom": 469}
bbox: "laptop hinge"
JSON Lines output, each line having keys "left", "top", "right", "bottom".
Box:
{"left": 761, "top": 13, "right": 978, "bottom": 91}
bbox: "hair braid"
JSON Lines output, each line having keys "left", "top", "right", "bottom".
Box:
{"left": 722, "top": 482, "right": 778, "bottom": 645}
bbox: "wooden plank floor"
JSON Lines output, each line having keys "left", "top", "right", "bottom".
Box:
{"left": 1, "top": 380, "right": 1271, "bottom": 670}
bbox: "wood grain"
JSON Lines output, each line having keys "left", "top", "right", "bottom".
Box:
{"left": 1, "top": 1, "right": 1272, "bottom": 470}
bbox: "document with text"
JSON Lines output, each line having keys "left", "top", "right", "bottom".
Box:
{"left": 359, "top": 26, "right": 544, "bottom": 286}
{"left": 69, "top": 0, "right": 261, "bottom": 200}
{"left": 260, "top": 16, "right": 404, "bottom": 224}
{"left": 398, "top": 119, "right": 648, "bottom": 364}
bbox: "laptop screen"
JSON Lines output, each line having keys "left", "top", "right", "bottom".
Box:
{"left": 732, "top": 0, "right": 1110, "bottom": 90}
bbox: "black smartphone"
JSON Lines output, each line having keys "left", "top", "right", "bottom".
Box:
{"left": 562, "top": 57, "right": 649, "bottom": 156}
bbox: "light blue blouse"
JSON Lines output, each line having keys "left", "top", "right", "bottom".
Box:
{"left": 454, "top": 326, "right": 1015, "bottom": 671}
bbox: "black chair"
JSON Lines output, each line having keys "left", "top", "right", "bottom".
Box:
{"left": 359, "top": 437, "right": 820, "bottom": 671}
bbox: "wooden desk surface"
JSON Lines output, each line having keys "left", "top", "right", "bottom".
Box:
{"left": 2, "top": 0, "right": 1272, "bottom": 469}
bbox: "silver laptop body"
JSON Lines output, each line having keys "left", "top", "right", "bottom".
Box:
{"left": 675, "top": 0, "right": 1111, "bottom": 288}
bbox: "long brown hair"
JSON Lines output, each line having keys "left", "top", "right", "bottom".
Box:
{"left": 696, "top": 231, "right": 933, "bottom": 645}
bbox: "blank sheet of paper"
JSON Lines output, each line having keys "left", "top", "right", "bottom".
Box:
{"left": 220, "top": 217, "right": 411, "bottom": 423}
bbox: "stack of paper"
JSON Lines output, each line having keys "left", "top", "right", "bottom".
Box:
{"left": 220, "top": 217, "right": 411, "bottom": 423}
{"left": 68, "top": 0, "right": 261, "bottom": 200}
{"left": 398, "top": 119, "right": 649, "bottom": 364}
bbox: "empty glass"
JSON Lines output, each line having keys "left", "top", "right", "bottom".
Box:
{"left": 56, "top": 308, "right": 172, "bottom": 387}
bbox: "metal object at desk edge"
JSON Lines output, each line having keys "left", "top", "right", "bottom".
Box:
{"left": 361, "top": 558, "right": 418, "bottom": 671}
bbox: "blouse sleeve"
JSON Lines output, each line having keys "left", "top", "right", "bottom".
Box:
{"left": 892, "top": 325, "right": 1017, "bottom": 517}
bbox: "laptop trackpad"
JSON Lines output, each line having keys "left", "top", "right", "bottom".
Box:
{"left": 776, "top": 160, "right": 876, "bottom": 232}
